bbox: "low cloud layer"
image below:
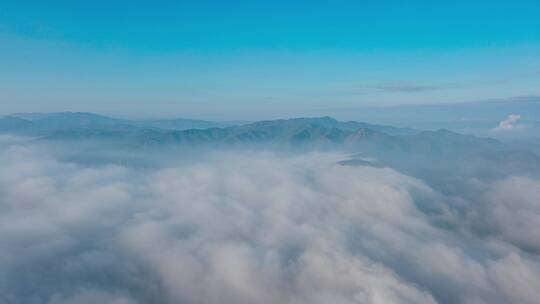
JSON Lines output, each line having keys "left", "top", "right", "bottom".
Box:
{"left": 1, "top": 141, "right": 540, "bottom": 304}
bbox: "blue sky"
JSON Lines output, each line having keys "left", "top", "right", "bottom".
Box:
{"left": 1, "top": 1, "right": 539, "bottom": 119}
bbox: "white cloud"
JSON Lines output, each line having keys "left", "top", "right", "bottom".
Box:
{"left": 492, "top": 114, "right": 526, "bottom": 132}
{"left": 487, "top": 253, "right": 540, "bottom": 304}
{"left": 478, "top": 177, "right": 540, "bottom": 252}
{"left": 1, "top": 143, "right": 539, "bottom": 304}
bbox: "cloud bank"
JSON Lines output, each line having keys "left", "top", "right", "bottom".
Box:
{"left": 1, "top": 142, "right": 540, "bottom": 304}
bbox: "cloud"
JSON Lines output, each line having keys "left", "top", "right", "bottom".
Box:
{"left": 1, "top": 142, "right": 539, "bottom": 304}
{"left": 48, "top": 290, "right": 136, "bottom": 304}
{"left": 492, "top": 114, "right": 526, "bottom": 132}
{"left": 488, "top": 253, "right": 540, "bottom": 304}
{"left": 477, "top": 177, "right": 540, "bottom": 252}
{"left": 329, "top": 82, "right": 447, "bottom": 96}
{"left": 370, "top": 83, "right": 445, "bottom": 93}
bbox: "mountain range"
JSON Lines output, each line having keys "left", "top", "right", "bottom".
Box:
{"left": 0, "top": 112, "right": 420, "bottom": 136}
{"left": 2, "top": 112, "right": 538, "bottom": 196}
{"left": 2, "top": 112, "right": 240, "bottom": 132}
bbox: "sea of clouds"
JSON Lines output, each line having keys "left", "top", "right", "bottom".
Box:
{"left": 1, "top": 137, "right": 539, "bottom": 304}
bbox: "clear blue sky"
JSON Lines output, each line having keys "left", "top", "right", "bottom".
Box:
{"left": 1, "top": 1, "right": 539, "bottom": 119}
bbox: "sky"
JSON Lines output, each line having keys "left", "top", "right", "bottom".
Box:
{"left": 1, "top": 0, "right": 539, "bottom": 119}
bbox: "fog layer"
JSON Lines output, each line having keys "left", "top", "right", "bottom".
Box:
{"left": 1, "top": 139, "right": 539, "bottom": 304}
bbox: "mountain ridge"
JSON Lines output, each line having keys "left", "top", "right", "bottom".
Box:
{"left": 3, "top": 112, "right": 537, "bottom": 198}
{"left": 5, "top": 112, "right": 239, "bottom": 132}
{"left": 0, "top": 112, "right": 418, "bottom": 136}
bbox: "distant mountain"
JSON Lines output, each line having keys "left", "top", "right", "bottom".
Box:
{"left": 3, "top": 113, "right": 136, "bottom": 135}
{"left": 5, "top": 113, "right": 536, "bottom": 195}
{"left": 10, "top": 112, "right": 121, "bottom": 125}
{"left": 342, "top": 128, "right": 540, "bottom": 197}
{"left": 40, "top": 116, "right": 540, "bottom": 190}
{"left": 132, "top": 118, "right": 240, "bottom": 130}
{"left": 1, "top": 113, "right": 532, "bottom": 164}
{"left": 40, "top": 116, "right": 419, "bottom": 149}
{"left": 33, "top": 116, "right": 504, "bottom": 154}
{"left": 233, "top": 116, "right": 417, "bottom": 136}
{"left": 1, "top": 113, "right": 416, "bottom": 136}
{"left": 5, "top": 112, "right": 241, "bottom": 133}
{"left": 0, "top": 116, "right": 34, "bottom": 132}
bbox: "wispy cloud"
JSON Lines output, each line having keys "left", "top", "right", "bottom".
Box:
{"left": 328, "top": 82, "right": 448, "bottom": 97}
{"left": 492, "top": 114, "right": 526, "bottom": 132}
{"left": 369, "top": 83, "right": 445, "bottom": 93}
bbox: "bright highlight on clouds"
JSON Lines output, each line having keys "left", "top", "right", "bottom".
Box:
{"left": 1, "top": 140, "right": 540, "bottom": 304}
{"left": 492, "top": 114, "right": 526, "bottom": 132}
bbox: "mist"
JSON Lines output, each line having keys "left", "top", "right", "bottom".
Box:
{"left": 1, "top": 134, "right": 539, "bottom": 304}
